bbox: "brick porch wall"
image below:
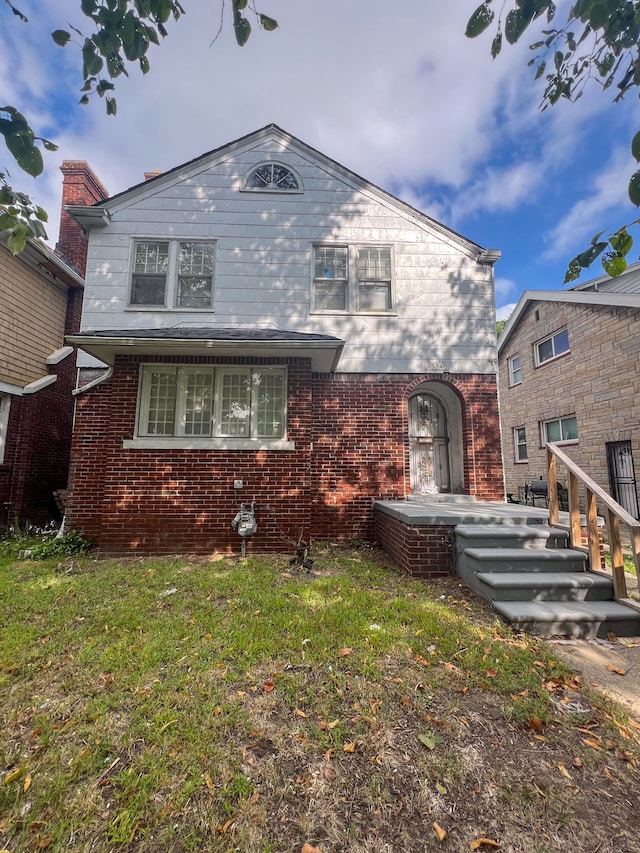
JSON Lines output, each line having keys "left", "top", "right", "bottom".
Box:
{"left": 373, "top": 510, "right": 454, "bottom": 577}
{"left": 66, "top": 362, "right": 503, "bottom": 556}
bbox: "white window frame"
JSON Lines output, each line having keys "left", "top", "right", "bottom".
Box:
{"left": 534, "top": 328, "right": 570, "bottom": 366}
{"left": 508, "top": 354, "right": 522, "bottom": 386}
{"left": 311, "top": 243, "right": 395, "bottom": 314}
{"left": 541, "top": 415, "right": 578, "bottom": 446}
{"left": 129, "top": 364, "right": 293, "bottom": 450}
{"left": 242, "top": 161, "right": 303, "bottom": 193}
{"left": 129, "top": 239, "right": 216, "bottom": 310}
{"left": 0, "top": 393, "right": 10, "bottom": 464}
{"left": 513, "top": 426, "right": 528, "bottom": 463}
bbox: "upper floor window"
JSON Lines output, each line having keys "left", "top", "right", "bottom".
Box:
{"left": 535, "top": 328, "right": 569, "bottom": 366}
{"left": 313, "top": 244, "right": 393, "bottom": 313}
{"left": 514, "top": 426, "right": 528, "bottom": 462}
{"left": 138, "top": 365, "right": 286, "bottom": 440}
{"left": 244, "top": 162, "right": 301, "bottom": 191}
{"left": 130, "top": 240, "right": 215, "bottom": 309}
{"left": 542, "top": 414, "right": 578, "bottom": 445}
{"left": 508, "top": 354, "right": 522, "bottom": 386}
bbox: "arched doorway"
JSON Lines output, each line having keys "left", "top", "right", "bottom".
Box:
{"left": 409, "top": 391, "right": 451, "bottom": 494}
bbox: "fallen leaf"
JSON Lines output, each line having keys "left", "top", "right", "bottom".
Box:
{"left": 436, "top": 782, "right": 447, "bottom": 795}
{"left": 263, "top": 680, "right": 275, "bottom": 692}
{"left": 322, "top": 766, "right": 336, "bottom": 782}
{"left": 470, "top": 839, "right": 500, "bottom": 850}
{"left": 3, "top": 766, "right": 25, "bottom": 784}
{"left": 603, "top": 767, "right": 616, "bottom": 781}
{"left": 433, "top": 821, "right": 447, "bottom": 842}
{"left": 203, "top": 771, "right": 214, "bottom": 790}
{"left": 327, "top": 719, "right": 340, "bottom": 729}
{"left": 418, "top": 733, "right": 437, "bottom": 750}
{"left": 338, "top": 648, "right": 352, "bottom": 656}
{"left": 23, "top": 774, "right": 32, "bottom": 792}
{"left": 557, "top": 762, "right": 572, "bottom": 780}
{"left": 616, "top": 748, "right": 634, "bottom": 762}
{"left": 583, "top": 738, "right": 602, "bottom": 750}
{"left": 295, "top": 709, "right": 307, "bottom": 718}
{"left": 343, "top": 740, "right": 358, "bottom": 753}
{"left": 36, "top": 837, "right": 54, "bottom": 849}
{"left": 607, "top": 631, "right": 619, "bottom": 643}
{"left": 217, "top": 818, "right": 234, "bottom": 834}
{"left": 527, "top": 717, "right": 544, "bottom": 731}
{"left": 572, "top": 757, "right": 583, "bottom": 768}
{"left": 301, "top": 844, "right": 323, "bottom": 853}
{"left": 607, "top": 665, "right": 626, "bottom": 676}
{"left": 486, "top": 668, "right": 498, "bottom": 678}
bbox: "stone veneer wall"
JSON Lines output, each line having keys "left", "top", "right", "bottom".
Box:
{"left": 499, "top": 301, "right": 640, "bottom": 505}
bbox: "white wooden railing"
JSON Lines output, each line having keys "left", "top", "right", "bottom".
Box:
{"left": 546, "top": 443, "right": 640, "bottom": 604}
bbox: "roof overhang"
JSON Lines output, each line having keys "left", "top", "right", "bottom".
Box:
{"left": 67, "top": 331, "right": 345, "bottom": 373}
{"left": 66, "top": 204, "right": 110, "bottom": 230}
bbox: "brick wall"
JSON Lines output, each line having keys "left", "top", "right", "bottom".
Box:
{"left": 3, "top": 352, "right": 77, "bottom": 527}
{"left": 66, "top": 359, "right": 503, "bottom": 556}
{"left": 373, "top": 510, "right": 454, "bottom": 577}
{"left": 57, "top": 161, "right": 108, "bottom": 277}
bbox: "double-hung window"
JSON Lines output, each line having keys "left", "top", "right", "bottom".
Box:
{"left": 313, "top": 244, "right": 393, "bottom": 312}
{"left": 138, "top": 366, "right": 286, "bottom": 440}
{"left": 535, "top": 328, "right": 569, "bottom": 366}
{"left": 130, "top": 240, "right": 215, "bottom": 309}
{"left": 508, "top": 354, "right": 522, "bottom": 386}
{"left": 513, "top": 426, "right": 528, "bottom": 462}
{"left": 542, "top": 415, "right": 578, "bottom": 445}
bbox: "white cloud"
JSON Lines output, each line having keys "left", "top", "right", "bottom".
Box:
{"left": 496, "top": 302, "right": 517, "bottom": 321}
{"left": 543, "top": 145, "right": 635, "bottom": 259}
{"left": 495, "top": 277, "right": 517, "bottom": 305}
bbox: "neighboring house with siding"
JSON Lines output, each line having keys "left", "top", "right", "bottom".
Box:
{"left": 0, "top": 161, "right": 107, "bottom": 529}
{"left": 497, "top": 262, "right": 640, "bottom": 518}
{"left": 0, "top": 239, "right": 84, "bottom": 527}
{"left": 65, "top": 124, "right": 504, "bottom": 556}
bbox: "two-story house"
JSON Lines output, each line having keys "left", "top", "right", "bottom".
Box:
{"left": 498, "top": 262, "right": 640, "bottom": 519}
{"left": 64, "top": 124, "right": 504, "bottom": 556}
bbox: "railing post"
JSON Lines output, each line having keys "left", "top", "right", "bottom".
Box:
{"left": 547, "top": 446, "right": 559, "bottom": 525}
{"left": 586, "top": 489, "right": 600, "bottom": 571}
{"left": 568, "top": 471, "right": 581, "bottom": 549}
{"left": 605, "top": 509, "right": 628, "bottom": 599}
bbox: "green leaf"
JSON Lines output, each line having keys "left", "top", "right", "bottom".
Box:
{"left": 259, "top": 14, "right": 278, "bottom": 32}
{"left": 233, "top": 0, "right": 248, "bottom": 9}
{"left": 465, "top": 2, "right": 494, "bottom": 38}
{"left": 139, "top": 55, "right": 150, "bottom": 74}
{"left": 51, "top": 29, "right": 71, "bottom": 47}
{"left": 5, "top": 133, "right": 43, "bottom": 177}
{"left": 418, "top": 733, "right": 437, "bottom": 750}
{"left": 491, "top": 31, "right": 502, "bottom": 58}
{"left": 106, "top": 96, "right": 117, "bottom": 116}
{"left": 505, "top": 8, "right": 530, "bottom": 44}
{"left": 534, "top": 60, "right": 546, "bottom": 79}
{"left": 563, "top": 258, "right": 582, "bottom": 283}
{"left": 576, "top": 241, "right": 608, "bottom": 268}
{"left": 82, "top": 41, "right": 104, "bottom": 77}
{"left": 40, "top": 139, "right": 58, "bottom": 152}
{"left": 632, "top": 130, "right": 640, "bottom": 164}
{"left": 601, "top": 252, "right": 627, "bottom": 277}
{"left": 609, "top": 228, "right": 632, "bottom": 255}
{"left": 629, "top": 169, "right": 640, "bottom": 207}
{"left": 7, "top": 224, "right": 29, "bottom": 255}
{"left": 233, "top": 14, "right": 251, "bottom": 46}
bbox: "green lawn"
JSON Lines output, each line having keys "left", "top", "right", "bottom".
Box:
{"left": 1, "top": 543, "right": 638, "bottom": 852}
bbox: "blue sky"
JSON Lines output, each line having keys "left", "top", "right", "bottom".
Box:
{"left": 2, "top": 0, "right": 637, "bottom": 319}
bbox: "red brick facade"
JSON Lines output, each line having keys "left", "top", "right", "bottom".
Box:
{"left": 66, "top": 357, "right": 503, "bottom": 556}
{"left": 373, "top": 511, "right": 454, "bottom": 577}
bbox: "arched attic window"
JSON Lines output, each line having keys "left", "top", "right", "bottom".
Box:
{"left": 243, "top": 162, "right": 302, "bottom": 192}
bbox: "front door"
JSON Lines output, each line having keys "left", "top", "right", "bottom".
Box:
{"left": 409, "top": 393, "right": 450, "bottom": 493}
{"left": 607, "top": 440, "right": 639, "bottom": 519}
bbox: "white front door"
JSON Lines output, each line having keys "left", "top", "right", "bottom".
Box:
{"left": 409, "top": 393, "right": 450, "bottom": 493}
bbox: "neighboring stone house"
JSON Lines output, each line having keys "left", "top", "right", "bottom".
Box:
{"left": 0, "top": 161, "right": 107, "bottom": 529}
{"left": 64, "top": 124, "right": 504, "bottom": 556}
{"left": 497, "top": 262, "right": 640, "bottom": 518}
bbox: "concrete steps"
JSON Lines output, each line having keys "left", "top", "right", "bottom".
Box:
{"left": 455, "top": 522, "right": 640, "bottom": 638}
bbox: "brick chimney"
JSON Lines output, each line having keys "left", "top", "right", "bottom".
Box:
{"left": 144, "top": 170, "right": 162, "bottom": 181}
{"left": 57, "top": 161, "right": 109, "bottom": 278}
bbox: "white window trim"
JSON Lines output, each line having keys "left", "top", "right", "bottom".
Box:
{"left": 508, "top": 354, "right": 522, "bottom": 387}
{"left": 134, "top": 364, "right": 290, "bottom": 447}
{"left": 240, "top": 161, "right": 303, "bottom": 193}
{"left": 541, "top": 415, "right": 578, "bottom": 446}
{"left": 128, "top": 238, "right": 216, "bottom": 311}
{"left": 513, "top": 426, "right": 528, "bottom": 463}
{"left": 534, "top": 328, "right": 570, "bottom": 366}
{"left": 310, "top": 243, "right": 396, "bottom": 315}
{"left": 0, "top": 393, "right": 10, "bottom": 464}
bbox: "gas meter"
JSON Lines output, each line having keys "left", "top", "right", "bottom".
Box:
{"left": 232, "top": 502, "right": 257, "bottom": 538}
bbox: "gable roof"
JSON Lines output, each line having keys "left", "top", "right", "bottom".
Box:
{"left": 497, "top": 288, "right": 640, "bottom": 354}
{"left": 67, "top": 124, "right": 497, "bottom": 262}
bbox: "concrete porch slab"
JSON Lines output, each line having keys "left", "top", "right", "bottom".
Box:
{"left": 373, "top": 496, "right": 552, "bottom": 527}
